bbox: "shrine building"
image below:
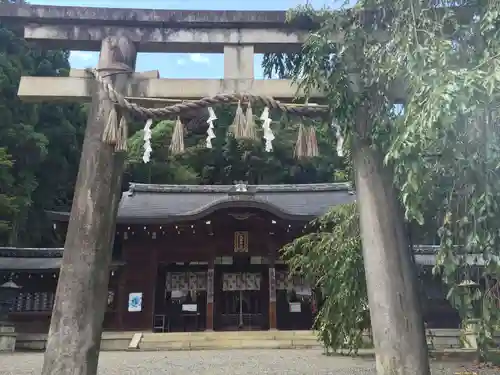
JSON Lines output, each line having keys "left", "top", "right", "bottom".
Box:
{"left": 1, "top": 182, "right": 355, "bottom": 333}
{"left": 0, "top": 182, "right": 459, "bottom": 334}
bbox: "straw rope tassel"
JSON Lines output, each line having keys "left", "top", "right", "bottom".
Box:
{"left": 307, "top": 126, "right": 319, "bottom": 157}
{"left": 115, "top": 114, "right": 129, "bottom": 152}
{"left": 230, "top": 101, "right": 246, "bottom": 139}
{"left": 294, "top": 124, "right": 308, "bottom": 159}
{"left": 102, "top": 105, "right": 119, "bottom": 146}
{"left": 244, "top": 102, "right": 257, "bottom": 140}
{"left": 169, "top": 117, "right": 185, "bottom": 155}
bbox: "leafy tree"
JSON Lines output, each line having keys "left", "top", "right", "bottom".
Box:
{"left": 0, "top": 17, "right": 86, "bottom": 246}
{"left": 125, "top": 105, "right": 348, "bottom": 185}
{"left": 281, "top": 202, "right": 368, "bottom": 354}
{"left": 126, "top": 120, "right": 200, "bottom": 185}
{"left": 0, "top": 22, "right": 48, "bottom": 245}
{"left": 263, "top": 3, "right": 431, "bottom": 372}
{"left": 376, "top": 1, "right": 500, "bottom": 361}
{"left": 0, "top": 147, "right": 17, "bottom": 239}
{"left": 265, "top": 0, "right": 500, "bottom": 364}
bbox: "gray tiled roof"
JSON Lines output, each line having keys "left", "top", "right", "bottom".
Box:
{"left": 0, "top": 257, "right": 125, "bottom": 271}
{"left": 0, "top": 247, "right": 64, "bottom": 258}
{"left": 0, "top": 248, "right": 125, "bottom": 270}
{"left": 116, "top": 183, "right": 355, "bottom": 223}
{"left": 47, "top": 183, "right": 355, "bottom": 224}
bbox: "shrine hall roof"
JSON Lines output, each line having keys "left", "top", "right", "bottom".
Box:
{"left": 0, "top": 247, "right": 125, "bottom": 271}
{"left": 47, "top": 183, "right": 355, "bottom": 224}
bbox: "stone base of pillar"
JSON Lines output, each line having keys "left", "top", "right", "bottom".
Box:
{"left": 0, "top": 322, "right": 16, "bottom": 352}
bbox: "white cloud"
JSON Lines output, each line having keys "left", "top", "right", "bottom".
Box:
{"left": 189, "top": 53, "right": 210, "bottom": 64}
{"left": 70, "top": 51, "right": 94, "bottom": 61}
{"left": 177, "top": 59, "right": 186, "bottom": 65}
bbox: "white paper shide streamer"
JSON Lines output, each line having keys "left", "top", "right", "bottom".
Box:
{"left": 142, "top": 119, "right": 153, "bottom": 163}
{"left": 331, "top": 119, "right": 344, "bottom": 157}
{"left": 260, "top": 107, "right": 275, "bottom": 152}
{"left": 206, "top": 107, "right": 217, "bottom": 148}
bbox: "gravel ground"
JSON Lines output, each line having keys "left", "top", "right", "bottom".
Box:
{"left": 0, "top": 349, "right": 495, "bottom": 375}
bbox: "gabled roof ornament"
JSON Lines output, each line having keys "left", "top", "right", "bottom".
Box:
{"left": 233, "top": 180, "right": 248, "bottom": 192}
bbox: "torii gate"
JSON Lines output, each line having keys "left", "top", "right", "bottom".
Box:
{"left": 0, "top": 3, "right": 423, "bottom": 375}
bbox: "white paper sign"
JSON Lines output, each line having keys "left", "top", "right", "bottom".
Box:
{"left": 289, "top": 302, "right": 301, "bottom": 313}
{"left": 171, "top": 290, "right": 186, "bottom": 299}
{"left": 182, "top": 304, "right": 197, "bottom": 312}
{"left": 128, "top": 292, "right": 143, "bottom": 312}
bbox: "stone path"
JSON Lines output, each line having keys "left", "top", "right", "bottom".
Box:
{"left": 0, "top": 349, "right": 494, "bottom": 374}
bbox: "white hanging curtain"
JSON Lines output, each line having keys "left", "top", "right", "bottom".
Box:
{"left": 166, "top": 272, "right": 207, "bottom": 292}
{"left": 222, "top": 273, "right": 261, "bottom": 291}
{"left": 276, "top": 270, "right": 311, "bottom": 295}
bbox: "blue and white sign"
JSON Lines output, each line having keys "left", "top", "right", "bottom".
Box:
{"left": 128, "top": 292, "right": 143, "bottom": 312}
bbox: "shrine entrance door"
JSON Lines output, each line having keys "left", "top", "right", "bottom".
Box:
{"left": 214, "top": 262, "right": 269, "bottom": 331}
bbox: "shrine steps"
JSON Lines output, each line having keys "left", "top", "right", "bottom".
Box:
{"left": 14, "top": 330, "right": 321, "bottom": 352}
{"left": 137, "top": 330, "right": 321, "bottom": 351}
{"left": 14, "top": 329, "right": 500, "bottom": 352}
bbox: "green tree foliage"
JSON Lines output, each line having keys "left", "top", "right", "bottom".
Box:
{"left": 126, "top": 120, "right": 200, "bottom": 184}
{"left": 126, "top": 105, "right": 348, "bottom": 185}
{"left": 264, "top": 0, "right": 500, "bottom": 361}
{"left": 373, "top": 1, "right": 500, "bottom": 360}
{"left": 0, "top": 17, "right": 86, "bottom": 246}
{"left": 281, "top": 203, "right": 368, "bottom": 354}
{"left": 0, "top": 148, "right": 17, "bottom": 239}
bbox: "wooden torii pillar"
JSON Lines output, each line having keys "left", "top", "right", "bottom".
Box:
{"left": 39, "top": 36, "right": 136, "bottom": 375}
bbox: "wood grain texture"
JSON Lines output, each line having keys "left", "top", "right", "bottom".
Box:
{"left": 353, "top": 132, "right": 431, "bottom": 375}
{"left": 269, "top": 301, "right": 277, "bottom": 330}
{"left": 41, "top": 36, "right": 137, "bottom": 375}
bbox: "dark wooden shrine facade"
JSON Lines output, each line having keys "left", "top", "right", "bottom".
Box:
{"left": 1, "top": 182, "right": 355, "bottom": 333}
{"left": 123, "top": 209, "right": 313, "bottom": 332}
{"left": 0, "top": 247, "right": 124, "bottom": 333}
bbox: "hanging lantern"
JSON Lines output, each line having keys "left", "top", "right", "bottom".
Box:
{"left": 457, "top": 264, "right": 479, "bottom": 288}
{"left": 458, "top": 279, "right": 480, "bottom": 288}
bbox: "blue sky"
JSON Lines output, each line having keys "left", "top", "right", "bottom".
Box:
{"left": 30, "top": 0, "right": 351, "bottom": 78}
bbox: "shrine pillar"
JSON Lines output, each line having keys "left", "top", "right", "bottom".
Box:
{"left": 268, "top": 258, "right": 277, "bottom": 330}
{"left": 116, "top": 269, "right": 126, "bottom": 330}
{"left": 206, "top": 259, "right": 214, "bottom": 331}
{"left": 41, "top": 36, "right": 137, "bottom": 375}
